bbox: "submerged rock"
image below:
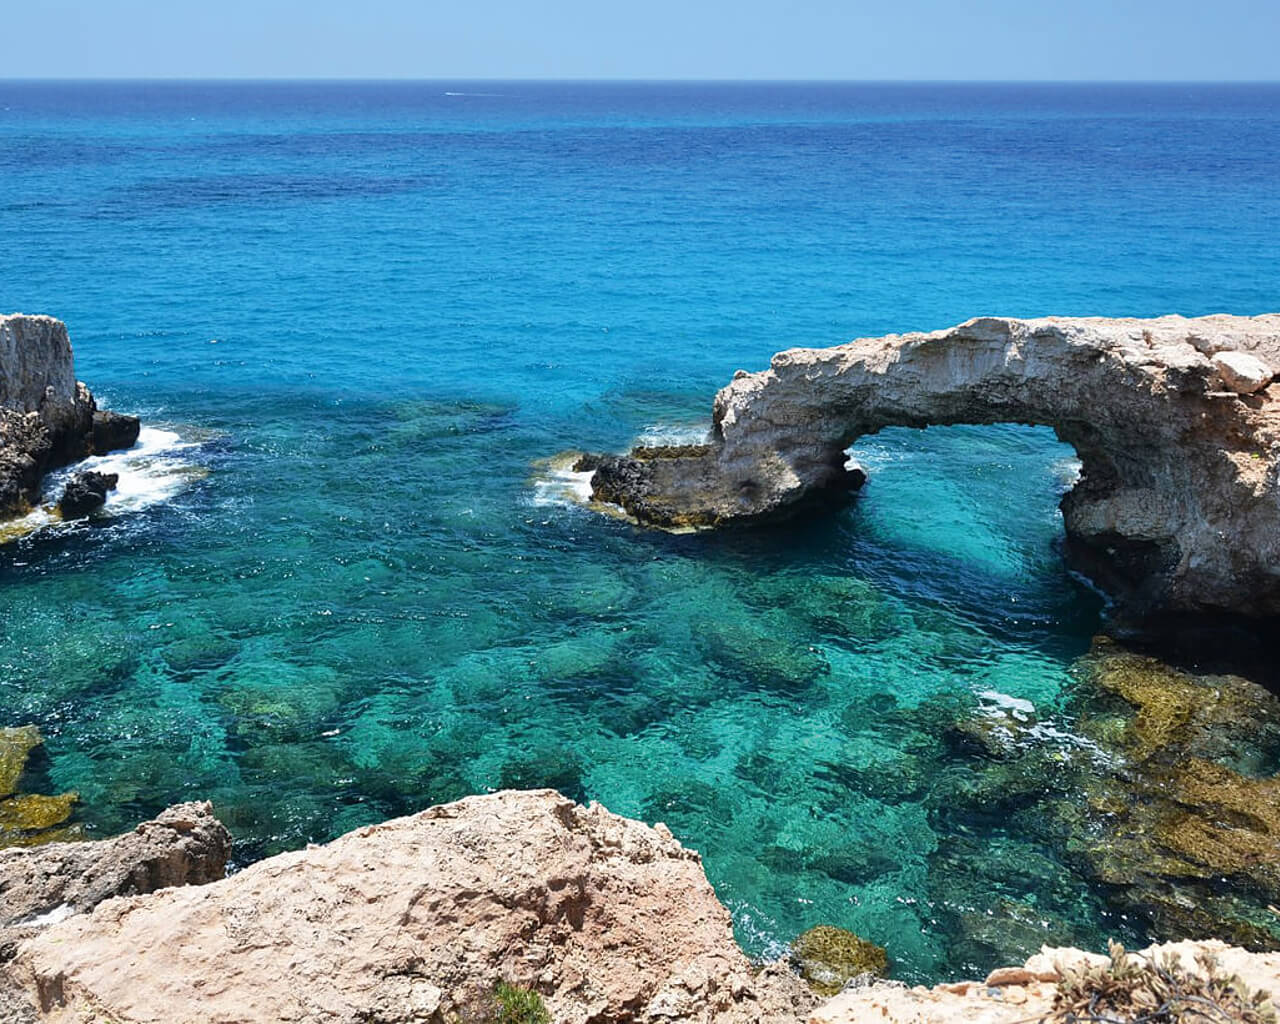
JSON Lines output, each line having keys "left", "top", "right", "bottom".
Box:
{"left": 0, "top": 794, "right": 76, "bottom": 835}
{"left": 0, "top": 726, "right": 83, "bottom": 850}
{"left": 791, "top": 925, "right": 889, "bottom": 995}
{"left": 576, "top": 313, "right": 1280, "bottom": 618}
{"left": 0, "top": 790, "right": 814, "bottom": 1024}
{"left": 57, "top": 470, "right": 118, "bottom": 518}
{"left": 0, "top": 728, "right": 41, "bottom": 799}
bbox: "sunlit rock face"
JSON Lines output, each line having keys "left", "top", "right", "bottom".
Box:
{"left": 0, "top": 315, "right": 142, "bottom": 520}
{"left": 0, "top": 790, "right": 815, "bottom": 1024}
{"left": 584, "top": 314, "right": 1280, "bottom": 618}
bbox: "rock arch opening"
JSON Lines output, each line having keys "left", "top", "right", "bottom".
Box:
{"left": 582, "top": 315, "right": 1280, "bottom": 618}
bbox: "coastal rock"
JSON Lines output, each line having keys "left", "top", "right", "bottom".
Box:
{"left": 0, "top": 314, "right": 138, "bottom": 519}
{"left": 89, "top": 409, "right": 140, "bottom": 454}
{"left": 811, "top": 940, "right": 1280, "bottom": 1024}
{"left": 791, "top": 925, "right": 889, "bottom": 995}
{"left": 581, "top": 314, "right": 1280, "bottom": 617}
{"left": 57, "top": 471, "right": 118, "bottom": 518}
{"left": 1213, "top": 350, "right": 1273, "bottom": 395}
{"left": 0, "top": 801, "right": 230, "bottom": 957}
{"left": 0, "top": 789, "right": 815, "bottom": 1023}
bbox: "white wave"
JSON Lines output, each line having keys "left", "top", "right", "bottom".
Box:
{"left": 0, "top": 427, "right": 206, "bottom": 544}
{"left": 976, "top": 688, "right": 1036, "bottom": 721}
{"left": 971, "top": 687, "right": 1120, "bottom": 766}
{"left": 529, "top": 452, "right": 595, "bottom": 509}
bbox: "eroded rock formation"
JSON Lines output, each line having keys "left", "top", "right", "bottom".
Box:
{"left": 4, "top": 789, "right": 1280, "bottom": 1023}
{"left": 0, "top": 801, "right": 230, "bottom": 958}
{"left": 0, "top": 314, "right": 139, "bottom": 518}
{"left": 0, "top": 789, "right": 815, "bottom": 1024}
{"left": 585, "top": 314, "right": 1280, "bottom": 617}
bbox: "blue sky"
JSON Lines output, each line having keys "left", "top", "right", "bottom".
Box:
{"left": 7, "top": 0, "right": 1279, "bottom": 80}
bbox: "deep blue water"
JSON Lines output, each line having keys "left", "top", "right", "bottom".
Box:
{"left": 1, "top": 82, "right": 1279, "bottom": 981}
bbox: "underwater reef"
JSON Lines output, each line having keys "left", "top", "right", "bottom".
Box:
{"left": 0, "top": 726, "right": 80, "bottom": 848}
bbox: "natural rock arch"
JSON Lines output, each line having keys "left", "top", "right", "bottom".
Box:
{"left": 585, "top": 314, "right": 1280, "bottom": 618}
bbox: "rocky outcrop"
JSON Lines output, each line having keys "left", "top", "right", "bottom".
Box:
{"left": 811, "top": 940, "right": 1280, "bottom": 1024}
{"left": 89, "top": 409, "right": 140, "bottom": 455}
{"left": 4, "top": 789, "right": 1280, "bottom": 1024}
{"left": 583, "top": 314, "right": 1280, "bottom": 617}
{"left": 0, "top": 789, "right": 815, "bottom": 1024}
{"left": 0, "top": 802, "right": 230, "bottom": 958}
{"left": 0, "top": 314, "right": 137, "bottom": 519}
{"left": 57, "top": 470, "right": 118, "bottom": 518}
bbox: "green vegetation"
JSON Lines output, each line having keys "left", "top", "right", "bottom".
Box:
{"left": 491, "top": 982, "right": 551, "bottom": 1024}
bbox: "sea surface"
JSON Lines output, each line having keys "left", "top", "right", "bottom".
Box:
{"left": 2, "top": 81, "right": 1279, "bottom": 981}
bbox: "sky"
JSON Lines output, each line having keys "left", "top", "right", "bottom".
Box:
{"left": 6, "top": 0, "right": 1279, "bottom": 81}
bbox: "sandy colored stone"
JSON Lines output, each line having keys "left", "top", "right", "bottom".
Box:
{"left": 1214, "top": 350, "right": 1273, "bottom": 394}
{"left": 0, "top": 801, "right": 229, "bottom": 952}
{"left": 813, "top": 940, "right": 1280, "bottom": 1024}
{"left": 584, "top": 313, "right": 1280, "bottom": 616}
{"left": 0, "top": 790, "right": 814, "bottom": 1024}
{"left": 982, "top": 967, "right": 1036, "bottom": 987}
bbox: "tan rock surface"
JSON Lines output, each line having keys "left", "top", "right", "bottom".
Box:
{"left": 0, "top": 801, "right": 230, "bottom": 953}
{"left": 811, "top": 940, "right": 1280, "bottom": 1024}
{"left": 1214, "top": 350, "right": 1274, "bottom": 394}
{"left": 0, "top": 790, "right": 814, "bottom": 1024}
{"left": 584, "top": 314, "right": 1280, "bottom": 617}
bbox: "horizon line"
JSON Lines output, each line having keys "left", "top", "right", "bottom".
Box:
{"left": 2, "top": 77, "right": 1279, "bottom": 85}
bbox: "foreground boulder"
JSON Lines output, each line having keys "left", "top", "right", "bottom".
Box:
{"left": 0, "top": 790, "right": 813, "bottom": 1023}
{"left": 582, "top": 314, "right": 1280, "bottom": 618}
{"left": 812, "top": 940, "right": 1280, "bottom": 1024}
{"left": 0, "top": 314, "right": 138, "bottom": 519}
{"left": 0, "top": 801, "right": 230, "bottom": 958}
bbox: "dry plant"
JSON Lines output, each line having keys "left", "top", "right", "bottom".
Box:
{"left": 1046, "top": 941, "right": 1275, "bottom": 1024}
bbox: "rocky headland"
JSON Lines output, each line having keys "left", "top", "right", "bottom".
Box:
{"left": 581, "top": 314, "right": 1280, "bottom": 619}
{"left": 0, "top": 789, "right": 1276, "bottom": 1023}
{"left": 0, "top": 314, "right": 139, "bottom": 521}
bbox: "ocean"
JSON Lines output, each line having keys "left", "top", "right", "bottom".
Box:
{"left": 1, "top": 81, "right": 1279, "bottom": 981}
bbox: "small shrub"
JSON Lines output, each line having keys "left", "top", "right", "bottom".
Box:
{"left": 1051, "top": 940, "right": 1275, "bottom": 1024}
{"left": 492, "top": 982, "right": 551, "bottom": 1024}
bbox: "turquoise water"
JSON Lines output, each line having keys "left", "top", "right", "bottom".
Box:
{"left": 2, "top": 82, "right": 1280, "bottom": 981}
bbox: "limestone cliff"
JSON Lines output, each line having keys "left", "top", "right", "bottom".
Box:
{"left": 0, "top": 314, "right": 139, "bottom": 517}
{"left": 586, "top": 314, "right": 1280, "bottom": 618}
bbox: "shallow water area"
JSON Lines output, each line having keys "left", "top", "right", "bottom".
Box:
{"left": 2, "top": 81, "right": 1280, "bottom": 983}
